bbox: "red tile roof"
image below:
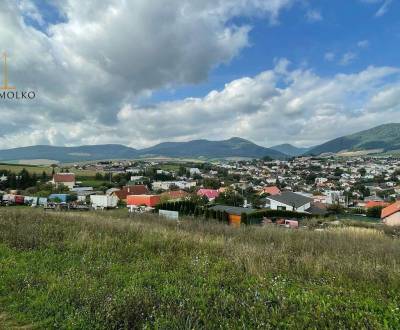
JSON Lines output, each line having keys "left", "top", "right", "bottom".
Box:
{"left": 125, "top": 185, "right": 149, "bottom": 195}
{"left": 113, "top": 185, "right": 149, "bottom": 200}
{"left": 263, "top": 186, "right": 281, "bottom": 196}
{"left": 162, "top": 190, "right": 189, "bottom": 200}
{"left": 365, "top": 201, "right": 389, "bottom": 209}
{"left": 197, "top": 189, "right": 220, "bottom": 200}
{"left": 53, "top": 173, "right": 75, "bottom": 183}
{"left": 381, "top": 201, "right": 400, "bottom": 219}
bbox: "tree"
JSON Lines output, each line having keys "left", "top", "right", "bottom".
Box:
{"left": 241, "top": 213, "right": 248, "bottom": 225}
{"left": 334, "top": 167, "right": 344, "bottom": 177}
{"left": 215, "top": 188, "right": 244, "bottom": 207}
{"left": 358, "top": 168, "right": 367, "bottom": 177}
{"left": 202, "top": 178, "right": 220, "bottom": 189}
{"left": 366, "top": 206, "right": 384, "bottom": 218}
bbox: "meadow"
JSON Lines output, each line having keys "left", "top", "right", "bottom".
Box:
{"left": 0, "top": 208, "right": 399, "bottom": 329}
{"left": 0, "top": 163, "right": 101, "bottom": 177}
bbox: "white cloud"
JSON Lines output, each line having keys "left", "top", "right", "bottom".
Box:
{"left": 0, "top": 0, "right": 293, "bottom": 143}
{"left": 340, "top": 52, "right": 358, "bottom": 66}
{"left": 375, "top": 0, "right": 392, "bottom": 17}
{"left": 305, "top": 9, "right": 322, "bottom": 22}
{"left": 357, "top": 40, "right": 370, "bottom": 48}
{"left": 0, "top": 0, "right": 399, "bottom": 151}
{"left": 360, "top": 0, "right": 393, "bottom": 17}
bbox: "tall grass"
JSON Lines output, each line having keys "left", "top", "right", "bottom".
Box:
{"left": 0, "top": 208, "right": 399, "bottom": 329}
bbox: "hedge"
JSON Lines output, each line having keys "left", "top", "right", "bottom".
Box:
{"left": 246, "top": 209, "right": 314, "bottom": 221}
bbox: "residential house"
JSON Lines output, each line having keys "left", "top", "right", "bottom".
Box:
{"left": 152, "top": 181, "right": 196, "bottom": 191}
{"left": 161, "top": 190, "right": 189, "bottom": 201}
{"left": 51, "top": 173, "right": 76, "bottom": 190}
{"left": 197, "top": 189, "right": 220, "bottom": 201}
{"left": 267, "top": 191, "right": 312, "bottom": 212}
{"left": 113, "top": 184, "right": 149, "bottom": 202}
{"left": 381, "top": 201, "right": 400, "bottom": 226}
{"left": 262, "top": 186, "right": 281, "bottom": 196}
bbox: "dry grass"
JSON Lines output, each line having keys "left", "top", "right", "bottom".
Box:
{"left": 0, "top": 208, "right": 399, "bottom": 329}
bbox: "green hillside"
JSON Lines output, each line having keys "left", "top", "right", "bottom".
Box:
{"left": 308, "top": 123, "right": 400, "bottom": 155}
{"left": 270, "top": 143, "right": 310, "bottom": 157}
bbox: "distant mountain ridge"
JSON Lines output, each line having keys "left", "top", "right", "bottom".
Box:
{"left": 0, "top": 137, "right": 286, "bottom": 163}
{"left": 140, "top": 137, "right": 286, "bottom": 159}
{"left": 270, "top": 144, "right": 311, "bottom": 157}
{"left": 0, "top": 123, "right": 398, "bottom": 163}
{"left": 307, "top": 123, "right": 400, "bottom": 155}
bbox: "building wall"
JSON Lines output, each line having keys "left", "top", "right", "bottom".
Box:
{"left": 229, "top": 214, "right": 241, "bottom": 227}
{"left": 55, "top": 181, "right": 75, "bottom": 189}
{"left": 383, "top": 212, "right": 400, "bottom": 226}
{"left": 269, "top": 199, "right": 310, "bottom": 212}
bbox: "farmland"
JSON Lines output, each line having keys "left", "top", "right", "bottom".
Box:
{"left": 0, "top": 163, "right": 101, "bottom": 177}
{"left": 0, "top": 208, "right": 399, "bottom": 329}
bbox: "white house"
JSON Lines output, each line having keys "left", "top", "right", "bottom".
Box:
{"left": 267, "top": 191, "right": 312, "bottom": 212}
{"left": 51, "top": 173, "right": 76, "bottom": 190}
{"left": 189, "top": 168, "right": 201, "bottom": 176}
{"left": 381, "top": 202, "right": 400, "bottom": 226}
{"left": 152, "top": 180, "right": 197, "bottom": 191}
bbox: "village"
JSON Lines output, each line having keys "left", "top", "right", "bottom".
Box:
{"left": 0, "top": 154, "right": 399, "bottom": 227}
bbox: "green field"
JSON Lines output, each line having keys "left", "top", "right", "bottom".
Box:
{"left": 0, "top": 208, "right": 399, "bottom": 329}
{"left": 0, "top": 163, "right": 102, "bottom": 177}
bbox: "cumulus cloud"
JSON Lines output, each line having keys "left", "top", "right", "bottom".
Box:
{"left": 0, "top": 0, "right": 399, "bottom": 151}
{"left": 0, "top": 0, "right": 293, "bottom": 145}
{"left": 115, "top": 63, "right": 400, "bottom": 147}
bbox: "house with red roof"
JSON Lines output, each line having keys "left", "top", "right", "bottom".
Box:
{"left": 52, "top": 173, "right": 76, "bottom": 190}
{"left": 112, "top": 184, "right": 149, "bottom": 202}
{"left": 161, "top": 190, "right": 189, "bottom": 201}
{"left": 365, "top": 201, "right": 389, "bottom": 209}
{"left": 197, "top": 188, "right": 219, "bottom": 201}
{"left": 262, "top": 186, "right": 281, "bottom": 196}
{"left": 381, "top": 201, "right": 400, "bottom": 226}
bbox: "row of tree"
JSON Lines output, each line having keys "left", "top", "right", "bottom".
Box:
{"left": 155, "top": 200, "right": 230, "bottom": 223}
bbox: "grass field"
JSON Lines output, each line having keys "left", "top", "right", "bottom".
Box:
{"left": 0, "top": 163, "right": 102, "bottom": 178}
{"left": 0, "top": 208, "right": 399, "bottom": 329}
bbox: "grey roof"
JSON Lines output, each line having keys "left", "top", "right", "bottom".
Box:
{"left": 267, "top": 191, "right": 312, "bottom": 208}
{"left": 306, "top": 205, "right": 328, "bottom": 216}
{"left": 209, "top": 205, "right": 255, "bottom": 215}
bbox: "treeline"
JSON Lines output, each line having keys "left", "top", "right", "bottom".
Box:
{"left": 245, "top": 209, "right": 315, "bottom": 222}
{"left": 156, "top": 201, "right": 316, "bottom": 225}
{"left": 155, "top": 201, "right": 229, "bottom": 223}
{"left": 0, "top": 169, "right": 49, "bottom": 191}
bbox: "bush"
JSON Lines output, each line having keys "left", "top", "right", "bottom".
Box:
{"left": 366, "top": 206, "right": 384, "bottom": 218}
{"left": 247, "top": 209, "right": 314, "bottom": 221}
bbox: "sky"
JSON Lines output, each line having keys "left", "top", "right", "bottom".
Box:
{"left": 0, "top": 0, "right": 399, "bottom": 149}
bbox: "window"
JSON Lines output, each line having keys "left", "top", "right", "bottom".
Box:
{"left": 277, "top": 206, "right": 286, "bottom": 211}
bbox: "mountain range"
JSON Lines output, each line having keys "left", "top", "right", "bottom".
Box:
{"left": 306, "top": 123, "right": 400, "bottom": 155}
{"left": 0, "top": 138, "right": 286, "bottom": 163}
{"left": 270, "top": 144, "right": 311, "bottom": 157}
{"left": 0, "top": 123, "right": 398, "bottom": 163}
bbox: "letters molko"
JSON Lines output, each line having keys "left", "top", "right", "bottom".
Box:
{"left": 0, "top": 52, "right": 36, "bottom": 100}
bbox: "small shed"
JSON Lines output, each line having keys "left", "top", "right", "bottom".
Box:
{"left": 209, "top": 205, "right": 255, "bottom": 226}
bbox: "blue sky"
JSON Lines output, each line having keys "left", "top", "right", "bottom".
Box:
{"left": 146, "top": 0, "right": 400, "bottom": 103}
{"left": 1, "top": 0, "right": 399, "bottom": 148}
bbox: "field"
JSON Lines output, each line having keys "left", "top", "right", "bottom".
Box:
{"left": 0, "top": 209, "right": 400, "bottom": 329}
{"left": 0, "top": 163, "right": 102, "bottom": 178}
